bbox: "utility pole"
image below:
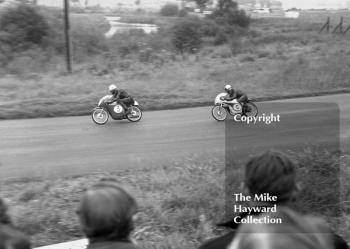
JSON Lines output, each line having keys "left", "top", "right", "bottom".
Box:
{"left": 64, "top": 0, "right": 72, "bottom": 73}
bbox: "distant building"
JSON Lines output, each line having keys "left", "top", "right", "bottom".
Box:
{"left": 270, "top": 0, "right": 282, "bottom": 10}
{"left": 235, "top": 0, "right": 283, "bottom": 10}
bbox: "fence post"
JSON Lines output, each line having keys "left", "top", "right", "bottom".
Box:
{"left": 343, "top": 24, "right": 350, "bottom": 34}
{"left": 319, "top": 16, "right": 330, "bottom": 33}
{"left": 332, "top": 16, "right": 343, "bottom": 34}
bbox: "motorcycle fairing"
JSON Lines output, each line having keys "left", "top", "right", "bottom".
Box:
{"left": 215, "top": 93, "right": 242, "bottom": 114}
{"left": 98, "top": 95, "right": 113, "bottom": 106}
{"left": 214, "top": 93, "right": 227, "bottom": 105}
{"left": 106, "top": 104, "right": 125, "bottom": 120}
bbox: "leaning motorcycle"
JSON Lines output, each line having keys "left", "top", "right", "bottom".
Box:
{"left": 211, "top": 93, "right": 258, "bottom": 121}
{"left": 91, "top": 95, "right": 142, "bottom": 125}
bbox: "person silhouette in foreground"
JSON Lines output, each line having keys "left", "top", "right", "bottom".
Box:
{"left": 198, "top": 150, "right": 349, "bottom": 249}
{"left": 228, "top": 206, "right": 335, "bottom": 249}
{"left": 0, "top": 198, "right": 31, "bottom": 249}
{"left": 76, "top": 178, "right": 139, "bottom": 249}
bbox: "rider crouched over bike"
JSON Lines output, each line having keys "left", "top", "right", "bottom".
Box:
{"left": 223, "top": 84, "right": 250, "bottom": 112}
{"left": 107, "top": 84, "right": 134, "bottom": 115}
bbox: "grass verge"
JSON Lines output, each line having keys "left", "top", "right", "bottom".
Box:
{"left": 1, "top": 149, "right": 349, "bottom": 248}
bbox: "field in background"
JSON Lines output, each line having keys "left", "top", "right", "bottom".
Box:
{"left": 1, "top": 149, "right": 349, "bottom": 248}
{"left": 1, "top": 10, "right": 350, "bottom": 119}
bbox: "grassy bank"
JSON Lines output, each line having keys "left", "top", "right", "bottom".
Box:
{"left": 1, "top": 42, "right": 350, "bottom": 119}
{"left": 1, "top": 149, "right": 349, "bottom": 248}
{"left": 1, "top": 11, "right": 350, "bottom": 119}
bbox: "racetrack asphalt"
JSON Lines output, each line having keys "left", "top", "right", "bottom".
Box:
{"left": 0, "top": 94, "right": 349, "bottom": 180}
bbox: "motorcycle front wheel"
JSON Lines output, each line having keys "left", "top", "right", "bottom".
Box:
{"left": 212, "top": 105, "right": 227, "bottom": 121}
{"left": 92, "top": 108, "right": 109, "bottom": 125}
{"left": 127, "top": 106, "right": 142, "bottom": 122}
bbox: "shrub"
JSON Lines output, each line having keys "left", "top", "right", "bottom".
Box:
{"left": 214, "top": 31, "right": 228, "bottom": 45}
{"left": 5, "top": 47, "right": 51, "bottom": 74}
{"left": 230, "top": 38, "right": 242, "bottom": 55}
{"left": 160, "top": 3, "right": 179, "bottom": 16}
{"left": 210, "top": 0, "right": 250, "bottom": 28}
{"left": 70, "top": 16, "right": 108, "bottom": 62}
{"left": 138, "top": 48, "right": 153, "bottom": 63}
{"left": 117, "top": 60, "right": 133, "bottom": 71}
{"left": 212, "top": 46, "right": 232, "bottom": 58}
{"left": 107, "top": 31, "right": 145, "bottom": 58}
{"left": 178, "top": 8, "right": 188, "bottom": 17}
{"left": 0, "top": 5, "right": 111, "bottom": 73}
{"left": 171, "top": 18, "right": 202, "bottom": 53}
{"left": 106, "top": 28, "right": 172, "bottom": 61}
{"left": 240, "top": 54, "right": 255, "bottom": 62}
{"left": 257, "top": 50, "right": 270, "bottom": 58}
{"left": 290, "top": 148, "right": 342, "bottom": 217}
{"left": 40, "top": 8, "right": 65, "bottom": 53}
{"left": 198, "top": 19, "right": 219, "bottom": 37}
{"left": 0, "top": 3, "right": 49, "bottom": 51}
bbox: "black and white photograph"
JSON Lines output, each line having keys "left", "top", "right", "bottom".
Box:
{"left": 0, "top": 0, "right": 349, "bottom": 249}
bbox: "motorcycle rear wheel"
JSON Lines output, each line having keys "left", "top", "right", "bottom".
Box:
{"left": 127, "top": 106, "right": 142, "bottom": 122}
{"left": 212, "top": 105, "right": 227, "bottom": 121}
{"left": 243, "top": 102, "right": 258, "bottom": 118}
{"left": 92, "top": 108, "right": 109, "bottom": 125}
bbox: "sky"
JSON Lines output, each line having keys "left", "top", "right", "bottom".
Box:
{"left": 280, "top": 0, "right": 348, "bottom": 9}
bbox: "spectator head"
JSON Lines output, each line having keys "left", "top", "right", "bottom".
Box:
{"left": 0, "top": 199, "right": 12, "bottom": 225}
{"left": 77, "top": 179, "right": 137, "bottom": 240}
{"left": 0, "top": 225, "right": 31, "bottom": 249}
{"left": 244, "top": 150, "right": 298, "bottom": 204}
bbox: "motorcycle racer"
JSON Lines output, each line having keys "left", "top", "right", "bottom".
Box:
{"left": 107, "top": 84, "right": 134, "bottom": 115}
{"left": 212, "top": 86, "right": 258, "bottom": 121}
{"left": 223, "top": 84, "right": 248, "bottom": 105}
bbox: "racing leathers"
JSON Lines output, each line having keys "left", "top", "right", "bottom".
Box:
{"left": 224, "top": 89, "right": 248, "bottom": 104}
{"left": 108, "top": 89, "right": 134, "bottom": 114}
{"left": 224, "top": 89, "right": 249, "bottom": 113}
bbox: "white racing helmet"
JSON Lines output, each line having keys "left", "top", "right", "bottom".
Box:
{"left": 108, "top": 84, "right": 118, "bottom": 93}
{"left": 225, "top": 84, "right": 233, "bottom": 92}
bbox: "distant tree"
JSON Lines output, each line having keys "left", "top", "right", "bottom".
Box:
{"left": 217, "top": 0, "right": 238, "bottom": 11}
{"left": 171, "top": 18, "right": 202, "bottom": 53}
{"left": 160, "top": 3, "right": 179, "bottom": 16}
{"left": 178, "top": 8, "right": 188, "bottom": 17}
{"left": 0, "top": 3, "right": 49, "bottom": 50}
{"left": 195, "top": 0, "right": 209, "bottom": 9}
{"left": 210, "top": 0, "right": 250, "bottom": 28}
